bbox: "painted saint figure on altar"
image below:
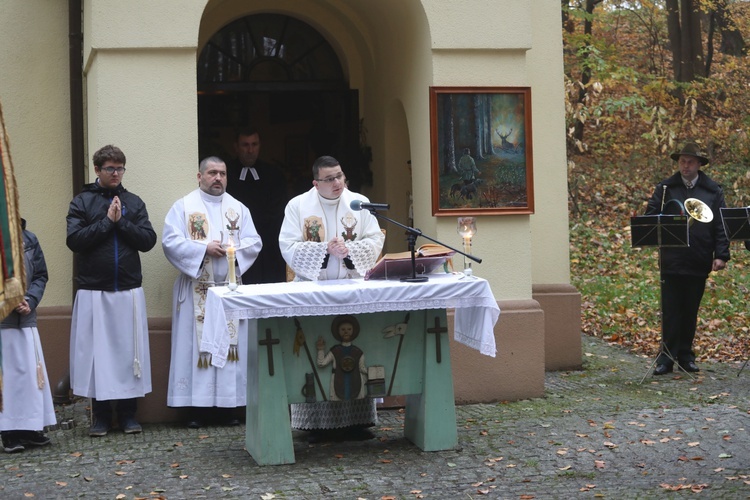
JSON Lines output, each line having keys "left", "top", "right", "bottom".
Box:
{"left": 317, "top": 315, "right": 367, "bottom": 401}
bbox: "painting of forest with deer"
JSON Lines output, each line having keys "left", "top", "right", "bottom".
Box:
{"left": 430, "top": 87, "right": 533, "bottom": 216}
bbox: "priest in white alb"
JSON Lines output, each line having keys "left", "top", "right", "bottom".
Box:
{"left": 162, "top": 156, "right": 262, "bottom": 428}
{"left": 279, "top": 155, "right": 384, "bottom": 441}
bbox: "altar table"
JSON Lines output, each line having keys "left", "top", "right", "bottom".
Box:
{"left": 202, "top": 273, "right": 499, "bottom": 465}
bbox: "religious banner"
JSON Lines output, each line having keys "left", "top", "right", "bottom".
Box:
{"left": 0, "top": 98, "right": 28, "bottom": 411}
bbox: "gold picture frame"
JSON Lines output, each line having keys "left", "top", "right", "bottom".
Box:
{"left": 430, "top": 86, "right": 534, "bottom": 216}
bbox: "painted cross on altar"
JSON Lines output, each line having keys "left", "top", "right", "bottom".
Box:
{"left": 259, "top": 328, "right": 280, "bottom": 376}
{"left": 427, "top": 316, "right": 448, "bottom": 363}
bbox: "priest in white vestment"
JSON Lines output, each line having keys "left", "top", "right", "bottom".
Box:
{"left": 279, "top": 155, "right": 384, "bottom": 441}
{"left": 163, "top": 156, "right": 262, "bottom": 428}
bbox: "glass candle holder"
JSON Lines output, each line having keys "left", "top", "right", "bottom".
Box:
{"left": 456, "top": 217, "right": 477, "bottom": 276}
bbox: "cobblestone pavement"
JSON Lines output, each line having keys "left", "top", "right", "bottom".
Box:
{"left": 2, "top": 335, "right": 750, "bottom": 499}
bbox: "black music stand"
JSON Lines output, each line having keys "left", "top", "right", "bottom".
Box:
{"left": 630, "top": 215, "right": 696, "bottom": 382}
{"left": 719, "top": 208, "right": 750, "bottom": 376}
{"left": 720, "top": 207, "right": 750, "bottom": 242}
{"left": 631, "top": 214, "right": 689, "bottom": 248}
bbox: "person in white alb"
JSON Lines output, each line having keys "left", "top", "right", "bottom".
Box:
{"left": 0, "top": 219, "right": 56, "bottom": 453}
{"left": 162, "top": 156, "right": 262, "bottom": 428}
{"left": 67, "top": 145, "right": 157, "bottom": 437}
{"left": 279, "top": 155, "right": 384, "bottom": 442}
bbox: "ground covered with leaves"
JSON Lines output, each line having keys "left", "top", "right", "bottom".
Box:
{"left": 569, "top": 153, "right": 750, "bottom": 363}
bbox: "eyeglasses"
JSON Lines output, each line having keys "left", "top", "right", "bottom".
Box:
{"left": 100, "top": 166, "right": 126, "bottom": 174}
{"left": 316, "top": 172, "right": 345, "bottom": 184}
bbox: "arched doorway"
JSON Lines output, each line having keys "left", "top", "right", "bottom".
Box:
{"left": 197, "top": 13, "right": 370, "bottom": 196}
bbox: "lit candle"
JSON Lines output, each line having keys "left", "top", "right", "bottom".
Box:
{"left": 456, "top": 217, "right": 477, "bottom": 277}
{"left": 226, "top": 245, "right": 236, "bottom": 285}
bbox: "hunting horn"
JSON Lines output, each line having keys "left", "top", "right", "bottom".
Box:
{"left": 662, "top": 197, "right": 713, "bottom": 226}
{"left": 684, "top": 198, "right": 713, "bottom": 225}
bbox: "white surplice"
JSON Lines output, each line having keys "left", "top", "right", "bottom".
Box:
{"left": 70, "top": 288, "right": 152, "bottom": 400}
{"left": 0, "top": 326, "right": 56, "bottom": 431}
{"left": 279, "top": 187, "right": 384, "bottom": 281}
{"left": 162, "top": 189, "right": 261, "bottom": 407}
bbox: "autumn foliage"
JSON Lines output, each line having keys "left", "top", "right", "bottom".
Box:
{"left": 564, "top": 1, "right": 750, "bottom": 362}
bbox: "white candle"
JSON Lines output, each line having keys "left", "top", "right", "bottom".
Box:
{"left": 227, "top": 245, "right": 236, "bottom": 285}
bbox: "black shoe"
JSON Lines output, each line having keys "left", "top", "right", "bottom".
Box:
{"left": 120, "top": 416, "right": 142, "bottom": 434}
{"left": 89, "top": 419, "right": 111, "bottom": 437}
{"left": 306, "top": 430, "right": 335, "bottom": 444}
{"left": 653, "top": 364, "right": 673, "bottom": 376}
{"left": 225, "top": 418, "right": 241, "bottom": 427}
{"left": 2, "top": 432, "right": 25, "bottom": 453}
{"left": 347, "top": 427, "right": 376, "bottom": 441}
{"left": 17, "top": 430, "right": 51, "bottom": 447}
{"left": 186, "top": 419, "right": 203, "bottom": 429}
{"left": 681, "top": 361, "right": 700, "bottom": 373}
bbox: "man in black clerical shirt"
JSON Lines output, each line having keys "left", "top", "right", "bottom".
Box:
{"left": 226, "top": 127, "right": 288, "bottom": 283}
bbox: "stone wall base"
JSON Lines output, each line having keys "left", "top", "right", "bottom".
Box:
{"left": 532, "top": 283, "right": 582, "bottom": 371}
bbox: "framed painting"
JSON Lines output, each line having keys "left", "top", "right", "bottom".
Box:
{"left": 430, "top": 87, "right": 534, "bottom": 216}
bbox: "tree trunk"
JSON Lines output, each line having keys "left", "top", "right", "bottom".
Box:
{"left": 686, "top": 0, "right": 705, "bottom": 79}
{"left": 573, "top": 0, "right": 603, "bottom": 142}
{"left": 473, "top": 94, "right": 484, "bottom": 160}
{"left": 706, "top": 10, "right": 715, "bottom": 77}
{"left": 666, "top": 0, "right": 706, "bottom": 82}
{"left": 714, "top": 0, "right": 746, "bottom": 56}
{"left": 484, "top": 96, "right": 495, "bottom": 156}
{"left": 442, "top": 95, "right": 456, "bottom": 175}
{"left": 666, "top": 0, "right": 682, "bottom": 80}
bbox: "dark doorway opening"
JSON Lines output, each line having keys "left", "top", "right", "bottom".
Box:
{"left": 197, "top": 13, "right": 370, "bottom": 196}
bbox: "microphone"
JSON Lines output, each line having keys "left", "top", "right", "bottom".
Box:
{"left": 350, "top": 200, "right": 390, "bottom": 211}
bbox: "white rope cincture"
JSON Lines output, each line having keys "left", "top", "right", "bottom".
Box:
{"left": 33, "top": 327, "right": 45, "bottom": 389}
{"left": 132, "top": 289, "right": 142, "bottom": 378}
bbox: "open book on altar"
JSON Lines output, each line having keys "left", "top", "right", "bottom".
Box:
{"left": 364, "top": 244, "right": 455, "bottom": 280}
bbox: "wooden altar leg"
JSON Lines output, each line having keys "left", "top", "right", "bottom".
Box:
{"left": 245, "top": 318, "right": 295, "bottom": 465}
{"left": 403, "top": 309, "right": 458, "bottom": 451}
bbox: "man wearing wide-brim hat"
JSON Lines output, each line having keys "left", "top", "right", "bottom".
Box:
{"left": 644, "top": 141, "right": 730, "bottom": 376}
{"left": 669, "top": 142, "right": 710, "bottom": 165}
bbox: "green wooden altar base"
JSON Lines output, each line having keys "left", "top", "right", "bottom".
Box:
{"left": 245, "top": 309, "right": 458, "bottom": 465}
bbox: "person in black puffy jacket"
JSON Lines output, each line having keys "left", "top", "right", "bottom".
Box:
{"left": 645, "top": 142, "right": 730, "bottom": 376}
{"left": 66, "top": 145, "right": 157, "bottom": 437}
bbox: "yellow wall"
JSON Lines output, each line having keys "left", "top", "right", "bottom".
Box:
{"left": 0, "top": 0, "right": 74, "bottom": 307}
{"left": 1, "top": 0, "right": 570, "bottom": 313}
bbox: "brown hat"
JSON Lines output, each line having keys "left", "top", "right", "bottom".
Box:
{"left": 670, "top": 142, "right": 709, "bottom": 166}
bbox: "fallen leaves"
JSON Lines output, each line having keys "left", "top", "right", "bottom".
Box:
{"left": 660, "top": 483, "right": 709, "bottom": 492}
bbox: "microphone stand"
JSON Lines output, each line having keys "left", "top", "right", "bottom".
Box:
{"left": 365, "top": 209, "right": 481, "bottom": 283}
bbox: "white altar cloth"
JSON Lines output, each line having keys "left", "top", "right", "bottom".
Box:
{"left": 201, "top": 273, "right": 500, "bottom": 367}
